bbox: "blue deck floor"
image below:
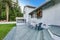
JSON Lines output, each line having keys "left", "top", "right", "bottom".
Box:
{"left": 3, "top": 24, "right": 60, "bottom": 40}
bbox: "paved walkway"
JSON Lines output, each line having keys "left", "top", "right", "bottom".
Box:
{"left": 3, "top": 27, "right": 16, "bottom": 40}
{"left": 3, "top": 24, "right": 60, "bottom": 40}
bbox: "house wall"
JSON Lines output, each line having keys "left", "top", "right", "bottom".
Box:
{"left": 41, "top": 3, "right": 60, "bottom": 25}
{"left": 29, "top": 0, "right": 60, "bottom": 26}
{"left": 24, "top": 7, "right": 35, "bottom": 22}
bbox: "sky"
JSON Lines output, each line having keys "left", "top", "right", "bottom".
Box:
{"left": 18, "top": 0, "right": 46, "bottom": 12}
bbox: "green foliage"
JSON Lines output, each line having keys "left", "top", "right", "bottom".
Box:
{"left": 1, "top": 11, "right": 6, "bottom": 20}
{"left": 9, "top": 6, "right": 23, "bottom": 21}
{"left": 0, "top": 24, "right": 16, "bottom": 40}
{"left": 0, "top": 2, "right": 6, "bottom": 20}
{"left": 0, "top": 0, "right": 23, "bottom": 21}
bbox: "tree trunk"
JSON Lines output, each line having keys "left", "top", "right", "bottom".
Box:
{"left": 6, "top": 3, "right": 9, "bottom": 22}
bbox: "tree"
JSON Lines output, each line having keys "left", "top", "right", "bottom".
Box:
{"left": 3, "top": 0, "right": 12, "bottom": 21}
{"left": 0, "top": 0, "right": 23, "bottom": 21}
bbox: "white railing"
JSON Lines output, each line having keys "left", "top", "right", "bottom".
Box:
{"left": 16, "top": 17, "right": 26, "bottom": 25}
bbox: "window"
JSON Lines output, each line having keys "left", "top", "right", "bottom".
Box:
{"left": 30, "top": 9, "right": 42, "bottom": 18}
{"left": 30, "top": 13, "right": 33, "bottom": 18}
{"left": 30, "top": 12, "right": 37, "bottom": 18}
{"left": 37, "top": 9, "right": 42, "bottom": 18}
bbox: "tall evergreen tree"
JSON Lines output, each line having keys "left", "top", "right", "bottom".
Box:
{"left": 0, "top": 0, "right": 23, "bottom": 21}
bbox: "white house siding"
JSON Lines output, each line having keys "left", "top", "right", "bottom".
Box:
{"left": 41, "top": 3, "right": 60, "bottom": 25}
{"left": 27, "top": 0, "right": 60, "bottom": 26}
{"left": 29, "top": 0, "right": 60, "bottom": 25}
{"left": 24, "top": 7, "right": 35, "bottom": 23}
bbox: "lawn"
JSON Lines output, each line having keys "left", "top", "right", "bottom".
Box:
{"left": 0, "top": 24, "right": 16, "bottom": 40}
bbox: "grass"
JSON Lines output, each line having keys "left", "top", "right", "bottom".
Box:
{"left": 0, "top": 24, "right": 16, "bottom": 40}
